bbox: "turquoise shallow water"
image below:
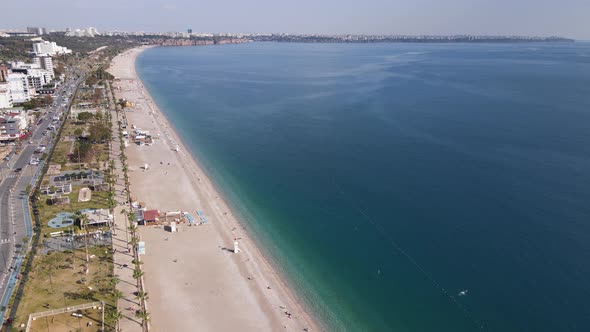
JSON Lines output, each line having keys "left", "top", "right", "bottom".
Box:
{"left": 136, "top": 42, "right": 590, "bottom": 332}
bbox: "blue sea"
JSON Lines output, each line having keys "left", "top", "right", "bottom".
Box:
{"left": 136, "top": 42, "right": 590, "bottom": 332}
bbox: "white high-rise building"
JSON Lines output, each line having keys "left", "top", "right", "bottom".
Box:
{"left": 0, "top": 83, "right": 12, "bottom": 108}
{"left": 38, "top": 56, "right": 53, "bottom": 73}
{"left": 33, "top": 56, "right": 54, "bottom": 77}
{"left": 26, "top": 68, "right": 53, "bottom": 90}
{"left": 27, "top": 27, "right": 46, "bottom": 35}
{"left": 33, "top": 41, "right": 72, "bottom": 55}
{"left": 65, "top": 27, "right": 101, "bottom": 37}
{"left": 7, "top": 72, "right": 31, "bottom": 103}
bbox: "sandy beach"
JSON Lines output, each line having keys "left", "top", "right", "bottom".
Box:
{"left": 109, "top": 46, "right": 318, "bottom": 331}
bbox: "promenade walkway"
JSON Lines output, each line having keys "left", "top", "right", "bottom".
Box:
{"left": 110, "top": 95, "right": 143, "bottom": 332}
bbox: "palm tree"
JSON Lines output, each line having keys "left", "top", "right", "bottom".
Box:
{"left": 118, "top": 208, "right": 128, "bottom": 242}
{"left": 44, "top": 254, "right": 59, "bottom": 292}
{"left": 107, "top": 192, "right": 116, "bottom": 210}
{"left": 94, "top": 153, "right": 101, "bottom": 169}
{"left": 132, "top": 268, "right": 144, "bottom": 282}
{"left": 49, "top": 185, "right": 57, "bottom": 195}
{"left": 127, "top": 209, "right": 136, "bottom": 222}
{"left": 112, "top": 289, "right": 124, "bottom": 302}
{"left": 135, "top": 290, "right": 149, "bottom": 303}
{"left": 78, "top": 211, "right": 90, "bottom": 274}
{"left": 135, "top": 309, "right": 150, "bottom": 331}
{"left": 109, "top": 310, "right": 123, "bottom": 332}
{"left": 130, "top": 236, "right": 139, "bottom": 247}
{"left": 110, "top": 276, "right": 121, "bottom": 288}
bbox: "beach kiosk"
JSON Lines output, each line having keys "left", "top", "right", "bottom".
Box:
{"left": 138, "top": 241, "right": 146, "bottom": 255}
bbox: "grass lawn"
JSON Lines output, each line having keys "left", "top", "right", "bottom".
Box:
{"left": 60, "top": 122, "right": 87, "bottom": 137}
{"left": 12, "top": 246, "right": 117, "bottom": 331}
{"left": 95, "top": 143, "right": 111, "bottom": 165}
{"left": 51, "top": 140, "right": 73, "bottom": 166}
{"left": 28, "top": 308, "right": 105, "bottom": 332}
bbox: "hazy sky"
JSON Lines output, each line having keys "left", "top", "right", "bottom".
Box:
{"left": 3, "top": 0, "right": 589, "bottom": 39}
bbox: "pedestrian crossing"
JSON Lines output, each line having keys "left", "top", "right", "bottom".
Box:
{"left": 0, "top": 239, "right": 10, "bottom": 244}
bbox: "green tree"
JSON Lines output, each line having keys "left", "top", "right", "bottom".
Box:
{"left": 88, "top": 122, "right": 110, "bottom": 142}
{"left": 135, "top": 290, "right": 149, "bottom": 303}
{"left": 77, "top": 112, "right": 94, "bottom": 122}
{"left": 110, "top": 276, "right": 121, "bottom": 288}
{"left": 109, "top": 310, "right": 123, "bottom": 332}
{"left": 76, "top": 211, "right": 90, "bottom": 274}
{"left": 130, "top": 236, "right": 139, "bottom": 248}
{"left": 112, "top": 289, "right": 124, "bottom": 302}
{"left": 132, "top": 268, "right": 144, "bottom": 280}
{"left": 135, "top": 309, "right": 150, "bottom": 330}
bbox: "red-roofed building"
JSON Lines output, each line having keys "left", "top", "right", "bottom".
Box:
{"left": 142, "top": 209, "right": 160, "bottom": 225}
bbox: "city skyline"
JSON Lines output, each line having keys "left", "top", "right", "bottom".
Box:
{"left": 2, "top": 0, "right": 589, "bottom": 40}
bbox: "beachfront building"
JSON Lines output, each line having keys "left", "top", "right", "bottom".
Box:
{"left": 10, "top": 60, "right": 55, "bottom": 89}
{"left": 27, "top": 27, "right": 46, "bottom": 35}
{"left": 65, "top": 27, "right": 101, "bottom": 37}
{"left": 0, "top": 114, "right": 28, "bottom": 141}
{"left": 0, "top": 64, "right": 8, "bottom": 82}
{"left": 33, "top": 55, "right": 54, "bottom": 73}
{"left": 7, "top": 72, "right": 31, "bottom": 103}
{"left": 141, "top": 209, "right": 160, "bottom": 225}
{"left": 27, "top": 68, "right": 54, "bottom": 90}
{"left": 0, "top": 116, "right": 20, "bottom": 141}
{"left": 32, "top": 41, "right": 72, "bottom": 55}
{"left": 0, "top": 83, "right": 12, "bottom": 108}
{"left": 0, "top": 108, "right": 29, "bottom": 141}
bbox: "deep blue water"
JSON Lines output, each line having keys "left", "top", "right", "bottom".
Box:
{"left": 136, "top": 42, "right": 590, "bottom": 332}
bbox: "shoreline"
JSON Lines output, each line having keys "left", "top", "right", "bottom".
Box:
{"left": 110, "top": 46, "right": 321, "bottom": 331}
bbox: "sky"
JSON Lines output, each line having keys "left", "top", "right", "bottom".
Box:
{"left": 3, "top": 0, "right": 589, "bottom": 39}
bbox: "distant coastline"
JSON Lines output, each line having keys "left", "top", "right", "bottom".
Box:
{"left": 131, "top": 34, "right": 575, "bottom": 47}
{"left": 250, "top": 34, "right": 575, "bottom": 43}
